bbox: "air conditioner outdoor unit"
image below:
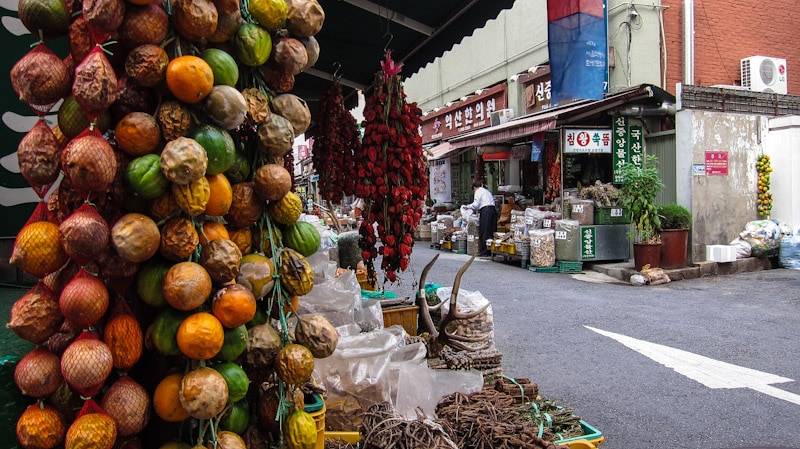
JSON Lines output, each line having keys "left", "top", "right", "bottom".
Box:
{"left": 741, "top": 56, "right": 787, "bottom": 94}
{"left": 490, "top": 109, "right": 514, "bottom": 126}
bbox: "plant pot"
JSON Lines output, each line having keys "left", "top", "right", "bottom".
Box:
{"left": 633, "top": 242, "right": 662, "bottom": 271}
{"left": 660, "top": 229, "right": 689, "bottom": 269}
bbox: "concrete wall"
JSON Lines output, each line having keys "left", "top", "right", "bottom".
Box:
{"left": 766, "top": 116, "right": 800, "bottom": 233}
{"left": 662, "top": 0, "right": 800, "bottom": 95}
{"left": 404, "top": 0, "right": 666, "bottom": 113}
{"left": 677, "top": 109, "right": 764, "bottom": 261}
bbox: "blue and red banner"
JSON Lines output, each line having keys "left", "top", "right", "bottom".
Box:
{"left": 547, "top": 0, "right": 608, "bottom": 105}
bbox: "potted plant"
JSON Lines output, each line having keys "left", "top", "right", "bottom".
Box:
{"left": 619, "top": 154, "right": 665, "bottom": 270}
{"left": 658, "top": 203, "right": 692, "bottom": 268}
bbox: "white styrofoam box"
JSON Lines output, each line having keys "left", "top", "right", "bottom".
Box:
{"left": 706, "top": 245, "right": 737, "bottom": 263}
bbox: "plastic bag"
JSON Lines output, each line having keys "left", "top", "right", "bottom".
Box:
{"left": 307, "top": 249, "right": 338, "bottom": 281}
{"left": 436, "top": 287, "right": 494, "bottom": 350}
{"left": 461, "top": 207, "right": 474, "bottom": 223}
{"left": 394, "top": 362, "right": 483, "bottom": 420}
{"left": 355, "top": 297, "right": 384, "bottom": 332}
{"left": 528, "top": 228, "right": 556, "bottom": 267}
{"left": 297, "top": 270, "right": 360, "bottom": 328}
{"left": 314, "top": 326, "right": 406, "bottom": 431}
{"left": 740, "top": 220, "right": 782, "bottom": 257}
{"left": 728, "top": 237, "right": 752, "bottom": 259}
{"left": 779, "top": 232, "right": 800, "bottom": 269}
{"left": 554, "top": 219, "right": 581, "bottom": 261}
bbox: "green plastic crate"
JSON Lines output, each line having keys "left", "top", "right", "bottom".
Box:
{"left": 558, "top": 261, "right": 583, "bottom": 273}
{"left": 529, "top": 266, "right": 559, "bottom": 273}
{"left": 594, "top": 206, "right": 630, "bottom": 225}
{"left": 555, "top": 420, "right": 605, "bottom": 447}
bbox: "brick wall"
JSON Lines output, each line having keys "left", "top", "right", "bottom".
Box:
{"left": 662, "top": 0, "right": 799, "bottom": 95}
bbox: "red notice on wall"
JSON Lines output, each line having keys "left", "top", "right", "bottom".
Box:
{"left": 705, "top": 151, "right": 729, "bottom": 176}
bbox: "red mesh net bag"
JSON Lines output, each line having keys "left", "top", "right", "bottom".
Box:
{"left": 72, "top": 46, "right": 121, "bottom": 121}
{"left": 65, "top": 399, "right": 118, "bottom": 449}
{"left": 10, "top": 202, "right": 68, "bottom": 278}
{"left": 61, "top": 128, "right": 118, "bottom": 195}
{"left": 82, "top": 0, "right": 125, "bottom": 37}
{"left": 6, "top": 281, "right": 64, "bottom": 344}
{"left": 59, "top": 268, "right": 110, "bottom": 329}
{"left": 60, "top": 331, "right": 113, "bottom": 397}
{"left": 59, "top": 203, "right": 110, "bottom": 266}
{"left": 16, "top": 119, "right": 61, "bottom": 195}
{"left": 10, "top": 44, "right": 71, "bottom": 115}
{"left": 100, "top": 375, "right": 150, "bottom": 436}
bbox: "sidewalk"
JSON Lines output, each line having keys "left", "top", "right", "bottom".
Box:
{"left": 584, "top": 256, "right": 779, "bottom": 283}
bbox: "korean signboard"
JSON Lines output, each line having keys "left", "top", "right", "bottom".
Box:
{"left": 581, "top": 226, "right": 597, "bottom": 260}
{"left": 563, "top": 128, "right": 612, "bottom": 154}
{"left": 522, "top": 67, "right": 552, "bottom": 113}
{"left": 705, "top": 151, "right": 729, "bottom": 176}
{"left": 612, "top": 116, "right": 644, "bottom": 184}
{"left": 420, "top": 84, "right": 508, "bottom": 144}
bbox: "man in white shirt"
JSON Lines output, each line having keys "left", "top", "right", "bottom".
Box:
{"left": 462, "top": 181, "right": 497, "bottom": 257}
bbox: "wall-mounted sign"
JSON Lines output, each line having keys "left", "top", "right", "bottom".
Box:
{"left": 612, "top": 116, "right": 628, "bottom": 183}
{"left": 563, "top": 128, "right": 612, "bottom": 153}
{"left": 705, "top": 151, "right": 729, "bottom": 176}
{"left": 482, "top": 152, "right": 510, "bottom": 161}
{"left": 581, "top": 226, "right": 597, "bottom": 260}
{"left": 420, "top": 84, "right": 508, "bottom": 144}
{"left": 429, "top": 158, "right": 452, "bottom": 203}
{"left": 297, "top": 144, "right": 309, "bottom": 160}
{"left": 522, "top": 67, "right": 552, "bottom": 113}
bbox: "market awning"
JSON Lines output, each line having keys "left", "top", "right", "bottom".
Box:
{"left": 295, "top": 0, "right": 516, "bottom": 121}
{"left": 424, "top": 141, "right": 454, "bottom": 160}
{"left": 448, "top": 84, "right": 675, "bottom": 150}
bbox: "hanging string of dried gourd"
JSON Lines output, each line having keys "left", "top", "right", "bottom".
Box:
{"left": 313, "top": 77, "right": 361, "bottom": 204}
{"left": 354, "top": 51, "right": 427, "bottom": 283}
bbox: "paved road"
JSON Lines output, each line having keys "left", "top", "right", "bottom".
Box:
{"left": 385, "top": 244, "right": 800, "bottom": 449}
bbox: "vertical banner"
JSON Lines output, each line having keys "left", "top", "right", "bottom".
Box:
{"left": 547, "top": 0, "right": 608, "bottom": 105}
{"left": 531, "top": 133, "right": 545, "bottom": 162}
{"left": 581, "top": 226, "right": 597, "bottom": 260}
{"left": 628, "top": 125, "right": 644, "bottom": 169}
{"left": 429, "top": 158, "right": 452, "bottom": 204}
{"left": 612, "top": 115, "right": 628, "bottom": 183}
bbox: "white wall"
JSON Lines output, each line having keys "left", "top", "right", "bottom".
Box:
{"left": 766, "top": 115, "right": 800, "bottom": 232}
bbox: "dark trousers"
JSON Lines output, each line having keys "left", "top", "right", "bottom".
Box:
{"left": 478, "top": 205, "right": 498, "bottom": 254}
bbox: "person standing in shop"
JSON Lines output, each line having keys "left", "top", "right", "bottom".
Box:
{"left": 462, "top": 181, "right": 497, "bottom": 257}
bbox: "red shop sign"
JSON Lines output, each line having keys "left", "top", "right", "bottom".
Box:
{"left": 420, "top": 84, "right": 508, "bottom": 144}
{"left": 705, "top": 151, "right": 728, "bottom": 176}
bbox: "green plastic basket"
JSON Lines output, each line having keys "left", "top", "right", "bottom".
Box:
{"left": 558, "top": 261, "right": 583, "bottom": 273}
{"left": 529, "top": 266, "right": 559, "bottom": 273}
{"left": 594, "top": 206, "right": 630, "bottom": 224}
{"left": 555, "top": 420, "right": 605, "bottom": 446}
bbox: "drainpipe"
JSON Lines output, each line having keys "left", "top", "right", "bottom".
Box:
{"left": 683, "top": 0, "right": 694, "bottom": 84}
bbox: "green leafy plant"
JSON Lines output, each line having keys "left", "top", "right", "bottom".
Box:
{"left": 657, "top": 203, "right": 692, "bottom": 230}
{"left": 619, "top": 155, "right": 664, "bottom": 243}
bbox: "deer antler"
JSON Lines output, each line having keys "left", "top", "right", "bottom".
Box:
{"left": 417, "top": 255, "right": 491, "bottom": 352}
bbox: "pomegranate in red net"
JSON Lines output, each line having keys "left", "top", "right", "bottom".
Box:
{"left": 59, "top": 204, "right": 109, "bottom": 265}
{"left": 100, "top": 376, "right": 151, "bottom": 436}
{"left": 15, "top": 347, "right": 63, "bottom": 398}
{"left": 11, "top": 45, "right": 71, "bottom": 109}
{"left": 60, "top": 333, "right": 114, "bottom": 397}
{"left": 269, "top": 37, "right": 308, "bottom": 76}
{"left": 72, "top": 50, "right": 121, "bottom": 119}
{"left": 61, "top": 133, "right": 117, "bottom": 194}
{"left": 7, "top": 282, "right": 63, "bottom": 344}
{"left": 17, "top": 120, "right": 61, "bottom": 188}
{"left": 59, "top": 269, "right": 109, "bottom": 329}
{"left": 118, "top": 2, "right": 170, "bottom": 50}
{"left": 82, "top": 0, "right": 125, "bottom": 35}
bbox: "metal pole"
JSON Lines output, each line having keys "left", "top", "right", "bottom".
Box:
{"left": 683, "top": 0, "right": 694, "bottom": 84}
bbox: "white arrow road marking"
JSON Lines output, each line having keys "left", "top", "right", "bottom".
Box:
{"left": 585, "top": 326, "right": 800, "bottom": 406}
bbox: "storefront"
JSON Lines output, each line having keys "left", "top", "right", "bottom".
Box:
{"left": 443, "top": 84, "right": 675, "bottom": 262}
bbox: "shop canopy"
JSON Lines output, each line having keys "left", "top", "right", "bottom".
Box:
{"left": 448, "top": 84, "right": 674, "bottom": 150}
{"left": 297, "top": 0, "right": 516, "bottom": 120}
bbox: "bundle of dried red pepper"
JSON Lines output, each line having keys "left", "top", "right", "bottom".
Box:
{"left": 355, "top": 51, "right": 427, "bottom": 282}
{"left": 312, "top": 79, "right": 361, "bottom": 204}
